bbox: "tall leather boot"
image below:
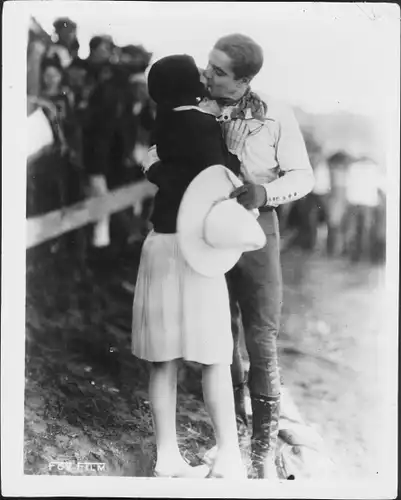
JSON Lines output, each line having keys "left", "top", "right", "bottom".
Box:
{"left": 234, "top": 382, "right": 248, "bottom": 429}
{"left": 234, "top": 382, "right": 252, "bottom": 475}
{"left": 251, "top": 394, "right": 281, "bottom": 479}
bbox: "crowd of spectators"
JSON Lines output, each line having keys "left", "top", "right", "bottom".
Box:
{"left": 27, "top": 17, "right": 155, "bottom": 262}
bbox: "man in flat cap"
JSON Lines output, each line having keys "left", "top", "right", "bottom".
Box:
{"left": 46, "top": 17, "right": 79, "bottom": 68}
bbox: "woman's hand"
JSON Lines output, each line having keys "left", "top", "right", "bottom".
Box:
{"left": 221, "top": 119, "right": 250, "bottom": 158}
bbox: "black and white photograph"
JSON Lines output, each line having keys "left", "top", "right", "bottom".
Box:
{"left": 2, "top": 1, "right": 399, "bottom": 498}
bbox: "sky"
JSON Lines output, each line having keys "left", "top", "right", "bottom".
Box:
{"left": 27, "top": 2, "right": 399, "bottom": 123}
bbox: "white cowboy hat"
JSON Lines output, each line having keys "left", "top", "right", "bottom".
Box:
{"left": 177, "top": 165, "right": 267, "bottom": 277}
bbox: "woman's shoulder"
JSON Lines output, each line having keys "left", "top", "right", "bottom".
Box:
{"left": 175, "top": 108, "right": 218, "bottom": 129}
{"left": 174, "top": 106, "right": 216, "bottom": 118}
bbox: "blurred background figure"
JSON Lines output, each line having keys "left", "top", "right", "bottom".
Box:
{"left": 325, "top": 151, "right": 353, "bottom": 258}
{"left": 86, "top": 34, "right": 115, "bottom": 76}
{"left": 307, "top": 155, "right": 331, "bottom": 250}
{"left": 66, "top": 57, "right": 90, "bottom": 110}
{"left": 282, "top": 130, "right": 329, "bottom": 251}
{"left": 27, "top": 17, "right": 51, "bottom": 103}
{"left": 118, "top": 44, "right": 154, "bottom": 169}
{"left": 46, "top": 17, "right": 79, "bottom": 68}
{"left": 345, "top": 156, "right": 385, "bottom": 263}
{"left": 39, "top": 58, "right": 74, "bottom": 155}
{"left": 81, "top": 37, "right": 154, "bottom": 262}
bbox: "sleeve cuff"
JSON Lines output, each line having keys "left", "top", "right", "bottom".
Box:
{"left": 262, "top": 184, "right": 279, "bottom": 207}
{"left": 263, "top": 183, "right": 302, "bottom": 207}
{"left": 143, "top": 145, "right": 160, "bottom": 172}
{"left": 262, "top": 170, "right": 315, "bottom": 206}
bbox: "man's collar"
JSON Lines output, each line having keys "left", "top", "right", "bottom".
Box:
{"left": 217, "top": 87, "right": 268, "bottom": 122}
{"left": 215, "top": 87, "right": 250, "bottom": 107}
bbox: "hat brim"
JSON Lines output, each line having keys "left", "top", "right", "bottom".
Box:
{"left": 177, "top": 165, "right": 255, "bottom": 277}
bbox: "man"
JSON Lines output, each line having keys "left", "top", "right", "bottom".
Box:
{"left": 46, "top": 17, "right": 79, "bottom": 68}
{"left": 118, "top": 45, "right": 154, "bottom": 169}
{"left": 325, "top": 151, "right": 352, "bottom": 257}
{"left": 81, "top": 36, "right": 117, "bottom": 256}
{"left": 287, "top": 132, "right": 327, "bottom": 251}
{"left": 83, "top": 39, "right": 154, "bottom": 261}
{"left": 344, "top": 156, "right": 384, "bottom": 262}
{"left": 205, "top": 34, "right": 314, "bottom": 479}
{"left": 145, "top": 34, "right": 314, "bottom": 478}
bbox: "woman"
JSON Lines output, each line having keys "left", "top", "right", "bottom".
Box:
{"left": 39, "top": 58, "right": 79, "bottom": 158}
{"left": 132, "top": 54, "right": 246, "bottom": 478}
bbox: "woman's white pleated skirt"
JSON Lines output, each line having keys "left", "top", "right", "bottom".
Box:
{"left": 132, "top": 231, "right": 233, "bottom": 365}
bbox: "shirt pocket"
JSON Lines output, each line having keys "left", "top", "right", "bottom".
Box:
{"left": 242, "top": 121, "right": 278, "bottom": 174}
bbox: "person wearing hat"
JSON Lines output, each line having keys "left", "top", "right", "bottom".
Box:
{"left": 131, "top": 54, "right": 266, "bottom": 478}
{"left": 117, "top": 45, "right": 154, "bottom": 169}
{"left": 145, "top": 34, "right": 315, "bottom": 479}
{"left": 82, "top": 35, "right": 130, "bottom": 259}
{"left": 46, "top": 17, "right": 79, "bottom": 68}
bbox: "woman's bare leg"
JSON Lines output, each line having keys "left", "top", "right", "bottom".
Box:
{"left": 149, "top": 360, "right": 208, "bottom": 477}
{"left": 202, "top": 363, "right": 246, "bottom": 477}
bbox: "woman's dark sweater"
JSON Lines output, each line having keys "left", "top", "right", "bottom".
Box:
{"left": 147, "top": 108, "right": 240, "bottom": 233}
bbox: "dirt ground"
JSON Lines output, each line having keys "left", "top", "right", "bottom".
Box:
{"left": 279, "top": 244, "right": 386, "bottom": 481}
{"left": 24, "top": 229, "right": 386, "bottom": 480}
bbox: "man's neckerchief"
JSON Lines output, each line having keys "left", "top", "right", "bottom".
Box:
{"left": 216, "top": 87, "right": 267, "bottom": 121}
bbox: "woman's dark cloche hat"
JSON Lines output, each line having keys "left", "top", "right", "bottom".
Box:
{"left": 147, "top": 54, "right": 205, "bottom": 106}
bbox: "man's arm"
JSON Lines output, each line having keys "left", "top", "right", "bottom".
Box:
{"left": 262, "top": 104, "right": 314, "bottom": 206}
{"left": 230, "top": 102, "right": 315, "bottom": 209}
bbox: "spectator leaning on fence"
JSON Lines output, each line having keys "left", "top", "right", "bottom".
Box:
{"left": 118, "top": 45, "right": 154, "bottom": 169}
{"left": 80, "top": 35, "right": 115, "bottom": 254}
{"left": 82, "top": 37, "right": 154, "bottom": 259}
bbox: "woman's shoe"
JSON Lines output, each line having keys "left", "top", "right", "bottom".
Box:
{"left": 207, "top": 462, "right": 247, "bottom": 479}
{"left": 203, "top": 445, "right": 218, "bottom": 466}
{"left": 206, "top": 451, "right": 247, "bottom": 479}
{"left": 154, "top": 463, "right": 210, "bottom": 478}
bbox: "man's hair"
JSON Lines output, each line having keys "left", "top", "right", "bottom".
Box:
{"left": 41, "top": 57, "right": 64, "bottom": 74}
{"left": 89, "top": 35, "right": 114, "bottom": 53}
{"left": 214, "top": 33, "right": 263, "bottom": 80}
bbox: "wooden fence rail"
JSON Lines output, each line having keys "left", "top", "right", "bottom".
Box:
{"left": 26, "top": 179, "right": 157, "bottom": 249}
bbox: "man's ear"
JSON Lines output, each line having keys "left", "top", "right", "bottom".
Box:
{"left": 236, "top": 76, "right": 251, "bottom": 87}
